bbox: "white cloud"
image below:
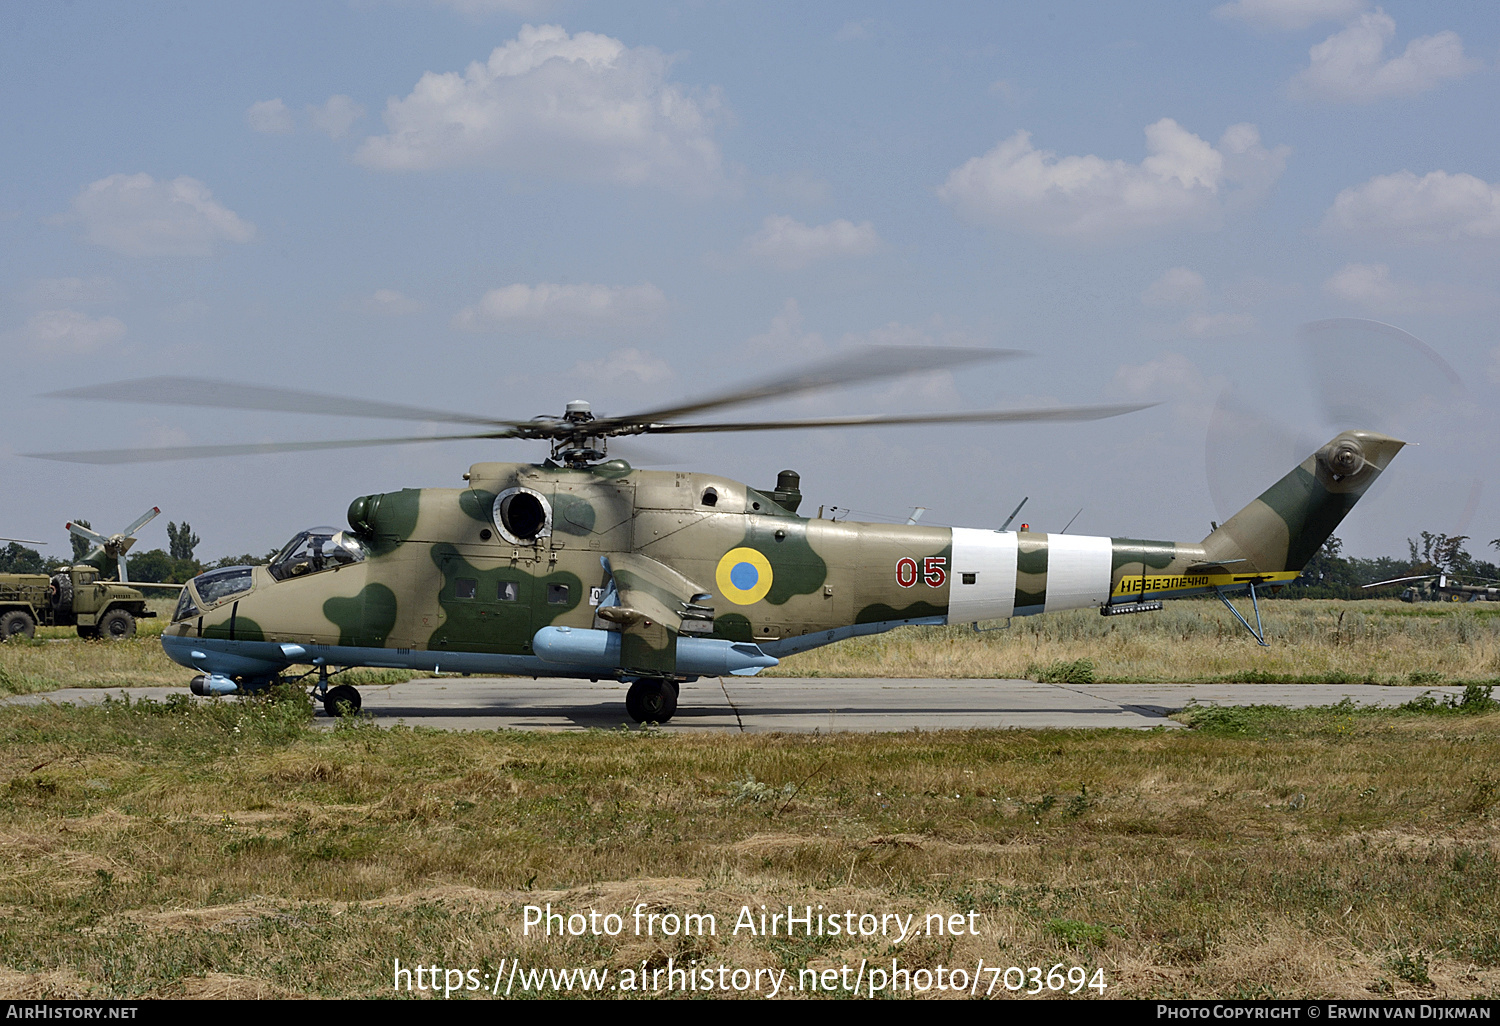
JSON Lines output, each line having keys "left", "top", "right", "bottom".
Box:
{"left": 1323, "top": 262, "right": 1394, "bottom": 305}
{"left": 62, "top": 174, "right": 255, "bottom": 257}
{"left": 1112, "top": 352, "right": 1213, "bottom": 401}
{"left": 1289, "top": 10, "right": 1477, "bottom": 102}
{"left": 432, "top": 0, "right": 553, "bottom": 15}
{"left": 247, "top": 99, "right": 294, "bottom": 134}
{"left": 366, "top": 289, "right": 424, "bottom": 316}
{"left": 988, "top": 79, "right": 1033, "bottom": 106}
{"left": 452, "top": 282, "right": 668, "bottom": 336}
{"left": 1323, "top": 263, "right": 1493, "bottom": 313}
{"left": 743, "top": 215, "right": 882, "bottom": 270}
{"left": 569, "top": 347, "right": 674, "bottom": 388}
{"left": 1214, "top": 0, "right": 1367, "bottom": 32}
{"left": 1171, "top": 312, "right": 1258, "bottom": 338}
{"left": 355, "top": 24, "right": 725, "bottom": 192}
{"left": 22, "top": 276, "right": 121, "bottom": 307}
{"left": 1142, "top": 267, "right": 1208, "bottom": 307}
{"left": 308, "top": 95, "right": 366, "bottom": 139}
{"left": 1139, "top": 267, "right": 1258, "bottom": 337}
{"left": 835, "top": 19, "right": 875, "bottom": 42}
{"left": 748, "top": 299, "right": 826, "bottom": 355}
{"left": 1322, "top": 170, "right": 1500, "bottom": 243}
{"left": 1109, "top": 352, "right": 1224, "bottom": 427}
{"left": 160, "top": 300, "right": 209, "bottom": 324}
{"left": 938, "top": 120, "right": 1288, "bottom": 241}
{"left": 759, "top": 172, "right": 830, "bottom": 205}
{"left": 18, "top": 309, "right": 126, "bottom": 354}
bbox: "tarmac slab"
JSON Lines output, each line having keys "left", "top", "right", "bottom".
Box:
{"left": 1, "top": 677, "right": 1473, "bottom": 733}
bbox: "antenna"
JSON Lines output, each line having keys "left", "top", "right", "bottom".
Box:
{"left": 906, "top": 507, "right": 927, "bottom": 525}
{"left": 999, "top": 497, "right": 1028, "bottom": 532}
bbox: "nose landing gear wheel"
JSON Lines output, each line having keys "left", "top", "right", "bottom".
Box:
{"left": 625, "top": 679, "right": 678, "bottom": 723}
{"left": 323, "top": 684, "right": 362, "bottom": 716}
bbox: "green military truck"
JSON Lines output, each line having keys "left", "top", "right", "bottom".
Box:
{"left": 0, "top": 565, "right": 157, "bottom": 641}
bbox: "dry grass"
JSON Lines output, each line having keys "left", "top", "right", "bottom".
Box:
{"left": 771, "top": 600, "right": 1500, "bottom": 684}
{"left": 0, "top": 693, "right": 1497, "bottom": 999}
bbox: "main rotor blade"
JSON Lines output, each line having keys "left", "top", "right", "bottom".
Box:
{"left": 44, "top": 377, "right": 526, "bottom": 429}
{"left": 638, "top": 402, "right": 1155, "bottom": 434}
{"left": 611, "top": 346, "right": 1025, "bottom": 426}
{"left": 25, "top": 431, "right": 520, "bottom": 465}
{"left": 120, "top": 507, "right": 161, "bottom": 537}
{"left": 0, "top": 538, "right": 46, "bottom": 546}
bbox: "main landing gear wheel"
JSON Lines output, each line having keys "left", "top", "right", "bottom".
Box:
{"left": 323, "top": 684, "right": 362, "bottom": 717}
{"left": 625, "top": 679, "right": 678, "bottom": 724}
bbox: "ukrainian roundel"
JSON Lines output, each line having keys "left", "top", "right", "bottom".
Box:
{"left": 716, "top": 547, "right": 773, "bottom": 605}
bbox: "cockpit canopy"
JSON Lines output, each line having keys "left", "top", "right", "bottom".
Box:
{"left": 268, "top": 527, "right": 368, "bottom": 582}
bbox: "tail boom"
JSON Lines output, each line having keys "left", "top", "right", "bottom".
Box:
{"left": 937, "top": 430, "right": 1402, "bottom": 622}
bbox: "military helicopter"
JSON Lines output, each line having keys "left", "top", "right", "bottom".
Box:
{"left": 28, "top": 347, "right": 1404, "bottom": 722}
{"left": 1363, "top": 573, "right": 1500, "bottom": 603}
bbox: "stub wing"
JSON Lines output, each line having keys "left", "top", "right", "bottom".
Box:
{"left": 600, "top": 553, "right": 712, "bottom": 676}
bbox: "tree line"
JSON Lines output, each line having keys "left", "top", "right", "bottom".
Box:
{"left": 0, "top": 521, "right": 273, "bottom": 583}
{"left": 1282, "top": 532, "right": 1500, "bottom": 599}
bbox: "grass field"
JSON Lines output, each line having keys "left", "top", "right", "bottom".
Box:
{"left": 3, "top": 598, "right": 1497, "bottom": 1000}
{"left": 770, "top": 599, "right": 1500, "bottom": 685}
{"left": 0, "top": 692, "right": 1497, "bottom": 999}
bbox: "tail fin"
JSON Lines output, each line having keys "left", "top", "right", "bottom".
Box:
{"left": 1199, "top": 430, "right": 1404, "bottom": 573}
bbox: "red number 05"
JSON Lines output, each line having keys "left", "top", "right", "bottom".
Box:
{"left": 924, "top": 556, "right": 947, "bottom": 588}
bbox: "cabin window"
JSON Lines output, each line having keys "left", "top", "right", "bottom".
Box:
{"left": 455, "top": 578, "right": 477, "bottom": 600}
{"left": 962, "top": 573, "right": 977, "bottom": 585}
{"left": 498, "top": 581, "right": 519, "bottom": 602}
{"left": 547, "top": 583, "right": 570, "bottom": 605}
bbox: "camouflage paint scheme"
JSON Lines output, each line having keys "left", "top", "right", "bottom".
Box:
{"left": 161, "top": 430, "right": 1404, "bottom": 686}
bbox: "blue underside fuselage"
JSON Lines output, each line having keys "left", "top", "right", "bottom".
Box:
{"left": 159, "top": 613, "right": 946, "bottom": 684}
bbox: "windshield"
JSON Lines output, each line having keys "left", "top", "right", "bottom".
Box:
{"left": 189, "top": 566, "right": 255, "bottom": 609}
{"left": 268, "top": 527, "right": 367, "bottom": 582}
{"left": 172, "top": 587, "right": 200, "bottom": 622}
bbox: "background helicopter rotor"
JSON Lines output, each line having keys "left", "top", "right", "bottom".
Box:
{"left": 65, "top": 507, "right": 161, "bottom": 583}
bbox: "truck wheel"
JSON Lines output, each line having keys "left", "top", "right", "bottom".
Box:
{"left": 0, "top": 610, "right": 36, "bottom": 641}
{"left": 98, "top": 609, "right": 136, "bottom": 641}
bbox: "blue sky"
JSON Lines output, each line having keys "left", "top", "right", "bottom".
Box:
{"left": 2, "top": 1, "right": 1497, "bottom": 560}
